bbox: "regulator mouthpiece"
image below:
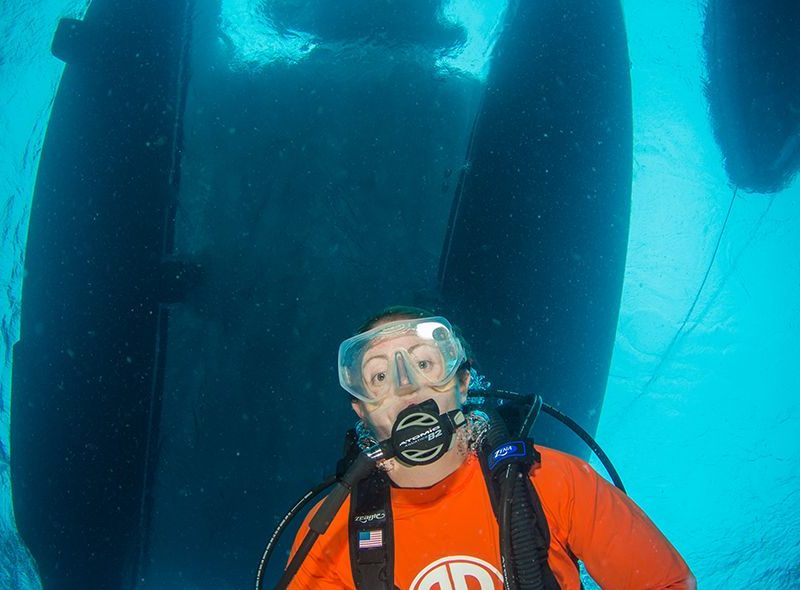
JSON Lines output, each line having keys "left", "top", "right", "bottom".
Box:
{"left": 380, "top": 399, "right": 465, "bottom": 467}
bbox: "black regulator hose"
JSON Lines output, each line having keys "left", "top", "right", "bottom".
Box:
{"left": 484, "top": 407, "right": 553, "bottom": 590}
{"left": 492, "top": 389, "right": 626, "bottom": 493}
{"left": 254, "top": 474, "right": 336, "bottom": 590}
{"left": 273, "top": 445, "right": 385, "bottom": 590}
{"left": 539, "top": 402, "right": 626, "bottom": 494}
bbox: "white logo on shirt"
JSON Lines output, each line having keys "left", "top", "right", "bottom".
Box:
{"left": 410, "top": 555, "right": 503, "bottom": 590}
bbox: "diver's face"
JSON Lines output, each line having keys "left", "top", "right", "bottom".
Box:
{"left": 352, "top": 331, "right": 468, "bottom": 441}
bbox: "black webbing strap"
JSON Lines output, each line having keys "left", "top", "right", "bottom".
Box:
{"left": 346, "top": 444, "right": 564, "bottom": 590}
{"left": 348, "top": 471, "right": 398, "bottom": 590}
{"left": 522, "top": 475, "right": 563, "bottom": 589}
{"left": 479, "top": 441, "right": 564, "bottom": 590}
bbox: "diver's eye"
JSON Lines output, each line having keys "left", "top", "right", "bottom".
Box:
{"left": 366, "top": 371, "right": 391, "bottom": 394}
{"left": 410, "top": 344, "right": 445, "bottom": 380}
{"left": 415, "top": 357, "right": 444, "bottom": 380}
{"left": 362, "top": 355, "right": 390, "bottom": 394}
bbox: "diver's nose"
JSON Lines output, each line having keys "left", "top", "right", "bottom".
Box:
{"left": 393, "top": 351, "right": 418, "bottom": 394}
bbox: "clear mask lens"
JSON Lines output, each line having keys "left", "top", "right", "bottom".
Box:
{"left": 338, "top": 317, "right": 465, "bottom": 402}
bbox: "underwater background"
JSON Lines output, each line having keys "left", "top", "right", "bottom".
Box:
{"left": 1, "top": 1, "right": 798, "bottom": 589}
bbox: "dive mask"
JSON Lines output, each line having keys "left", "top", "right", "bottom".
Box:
{"left": 338, "top": 316, "right": 466, "bottom": 403}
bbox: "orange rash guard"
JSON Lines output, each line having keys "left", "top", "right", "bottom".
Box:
{"left": 288, "top": 446, "right": 695, "bottom": 590}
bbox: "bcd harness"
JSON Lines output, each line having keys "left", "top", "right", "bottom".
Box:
{"left": 260, "top": 391, "right": 625, "bottom": 590}
{"left": 346, "top": 406, "right": 564, "bottom": 590}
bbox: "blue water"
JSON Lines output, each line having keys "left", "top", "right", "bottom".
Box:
{"left": 2, "top": 1, "right": 799, "bottom": 588}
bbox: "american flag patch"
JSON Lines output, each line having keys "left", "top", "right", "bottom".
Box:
{"left": 358, "top": 529, "right": 383, "bottom": 549}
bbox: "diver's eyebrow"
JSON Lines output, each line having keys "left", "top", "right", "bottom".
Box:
{"left": 407, "top": 343, "right": 431, "bottom": 352}
{"left": 361, "top": 352, "right": 388, "bottom": 366}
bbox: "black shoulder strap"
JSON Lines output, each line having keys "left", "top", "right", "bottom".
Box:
{"left": 347, "top": 447, "right": 566, "bottom": 590}
{"left": 348, "top": 470, "right": 398, "bottom": 590}
{"left": 478, "top": 442, "right": 564, "bottom": 590}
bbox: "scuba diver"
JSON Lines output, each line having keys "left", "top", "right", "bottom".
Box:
{"left": 270, "top": 306, "right": 695, "bottom": 589}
